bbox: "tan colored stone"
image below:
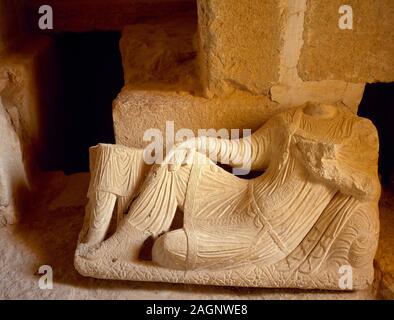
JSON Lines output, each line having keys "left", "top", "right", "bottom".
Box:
{"left": 271, "top": 0, "right": 365, "bottom": 113}
{"left": 197, "top": 0, "right": 281, "bottom": 97}
{"left": 0, "top": 170, "right": 384, "bottom": 299}
{"left": 120, "top": 14, "right": 199, "bottom": 93}
{"left": 0, "top": 37, "right": 54, "bottom": 179}
{"left": 76, "top": 104, "right": 380, "bottom": 290}
{"left": 195, "top": 0, "right": 367, "bottom": 111}
{"left": 271, "top": 81, "right": 365, "bottom": 113}
{"left": 113, "top": 87, "right": 281, "bottom": 149}
{"left": 0, "top": 97, "right": 28, "bottom": 225}
{"left": 298, "top": 0, "right": 394, "bottom": 83}
{"left": 0, "top": 36, "right": 57, "bottom": 223}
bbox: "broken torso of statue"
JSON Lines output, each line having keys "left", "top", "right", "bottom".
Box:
{"left": 74, "top": 103, "right": 380, "bottom": 290}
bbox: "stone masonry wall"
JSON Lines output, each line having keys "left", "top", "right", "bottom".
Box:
{"left": 196, "top": 0, "right": 394, "bottom": 106}
{"left": 299, "top": 0, "right": 394, "bottom": 83}
{"left": 114, "top": 0, "right": 394, "bottom": 148}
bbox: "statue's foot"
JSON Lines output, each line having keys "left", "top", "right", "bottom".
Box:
{"left": 152, "top": 229, "right": 188, "bottom": 270}
{"left": 84, "top": 225, "right": 149, "bottom": 262}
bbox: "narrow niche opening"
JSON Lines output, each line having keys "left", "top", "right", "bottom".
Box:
{"left": 50, "top": 32, "right": 124, "bottom": 174}
{"left": 358, "top": 82, "right": 394, "bottom": 187}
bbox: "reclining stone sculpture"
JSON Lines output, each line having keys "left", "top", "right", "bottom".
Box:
{"left": 74, "top": 102, "right": 380, "bottom": 290}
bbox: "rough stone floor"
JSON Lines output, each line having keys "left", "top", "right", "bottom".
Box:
{"left": 0, "top": 172, "right": 393, "bottom": 300}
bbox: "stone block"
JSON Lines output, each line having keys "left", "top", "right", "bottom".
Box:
{"left": 299, "top": 0, "right": 394, "bottom": 83}
{"left": 197, "top": 0, "right": 282, "bottom": 97}
{"left": 120, "top": 15, "right": 199, "bottom": 93}
{"left": 271, "top": 81, "right": 365, "bottom": 113}
{"left": 113, "top": 87, "right": 280, "bottom": 149}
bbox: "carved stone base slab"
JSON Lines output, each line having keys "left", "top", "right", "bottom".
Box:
{"left": 74, "top": 252, "right": 374, "bottom": 290}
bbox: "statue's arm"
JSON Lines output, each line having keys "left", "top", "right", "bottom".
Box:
{"left": 191, "top": 121, "right": 273, "bottom": 171}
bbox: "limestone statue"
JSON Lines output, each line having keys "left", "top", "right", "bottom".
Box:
{"left": 75, "top": 103, "right": 380, "bottom": 290}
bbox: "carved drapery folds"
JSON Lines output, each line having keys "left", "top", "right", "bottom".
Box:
{"left": 75, "top": 103, "right": 380, "bottom": 290}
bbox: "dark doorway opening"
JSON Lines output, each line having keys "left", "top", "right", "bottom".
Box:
{"left": 358, "top": 83, "right": 394, "bottom": 186}
{"left": 52, "top": 32, "right": 123, "bottom": 174}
